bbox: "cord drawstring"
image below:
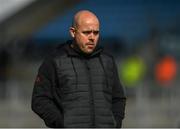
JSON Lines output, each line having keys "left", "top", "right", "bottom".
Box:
{"left": 99, "top": 56, "right": 109, "bottom": 88}
{"left": 70, "top": 57, "right": 78, "bottom": 90}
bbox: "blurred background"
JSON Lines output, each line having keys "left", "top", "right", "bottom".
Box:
{"left": 0, "top": 0, "right": 180, "bottom": 127}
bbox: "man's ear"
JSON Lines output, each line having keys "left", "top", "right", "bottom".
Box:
{"left": 69, "top": 27, "right": 75, "bottom": 38}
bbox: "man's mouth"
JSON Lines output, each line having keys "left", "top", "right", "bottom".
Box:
{"left": 86, "top": 43, "right": 95, "bottom": 49}
{"left": 87, "top": 45, "right": 94, "bottom": 49}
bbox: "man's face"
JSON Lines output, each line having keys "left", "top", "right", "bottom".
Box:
{"left": 71, "top": 18, "right": 99, "bottom": 54}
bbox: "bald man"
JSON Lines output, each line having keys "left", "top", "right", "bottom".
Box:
{"left": 31, "top": 10, "right": 126, "bottom": 128}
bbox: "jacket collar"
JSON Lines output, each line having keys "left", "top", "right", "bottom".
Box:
{"left": 65, "top": 40, "right": 103, "bottom": 58}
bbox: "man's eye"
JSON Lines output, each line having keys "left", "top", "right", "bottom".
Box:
{"left": 83, "top": 31, "right": 91, "bottom": 35}
{"left": 93, "top": 31, "right": 99, "bottom": 35}
{"left": 82, "top": 31, "right": 99, "bottom": 35}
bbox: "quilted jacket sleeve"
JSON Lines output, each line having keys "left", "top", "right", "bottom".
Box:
{"left": 31, "top": 57, "right": 63, "bottom": 127}
{"left": 112, "top": 58, "right": 126, "bottom": 128}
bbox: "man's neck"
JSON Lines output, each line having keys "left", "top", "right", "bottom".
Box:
{"left": 70, "top": 41, "right": 92, "bottom": 56}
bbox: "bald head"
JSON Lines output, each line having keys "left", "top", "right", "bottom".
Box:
{"left": 72, "top": 10, "right": 99, "bottom": 28}
{"left": 69, "top": 10, "right": 100, "bottom": 54}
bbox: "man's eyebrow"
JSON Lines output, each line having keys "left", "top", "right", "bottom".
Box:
{"left": 82, "top": 30, "right": 99, "bottom": 32}
{"left": 83, "top": 30, "right": 92, "bottom": 32}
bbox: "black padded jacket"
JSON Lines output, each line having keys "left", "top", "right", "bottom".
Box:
{"left": 31, "top": 41, "right": 126, "bottom": 128}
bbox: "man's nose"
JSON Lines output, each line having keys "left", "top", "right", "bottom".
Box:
{"left": 89, "top": 33, "right": 95, "bottom": 41}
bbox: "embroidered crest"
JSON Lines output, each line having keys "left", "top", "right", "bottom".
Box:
{"left": 35, "top": 75, "right": 42, "bottom": 84}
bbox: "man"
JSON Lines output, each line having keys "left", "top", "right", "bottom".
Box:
{"left": 31, "top": 10, "right": 126, "bottom": 128}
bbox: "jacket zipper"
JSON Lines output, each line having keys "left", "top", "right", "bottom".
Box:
{"left": 84, "top": 59, "right": 95, "bottom": 127}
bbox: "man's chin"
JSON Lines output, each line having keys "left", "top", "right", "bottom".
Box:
{"left": 84, "top": 49, "right": 94, "bottom": 54}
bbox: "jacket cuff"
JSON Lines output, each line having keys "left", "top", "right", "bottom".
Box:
{"left": 114, "top": 115, "right": 122, "bottom": 128}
